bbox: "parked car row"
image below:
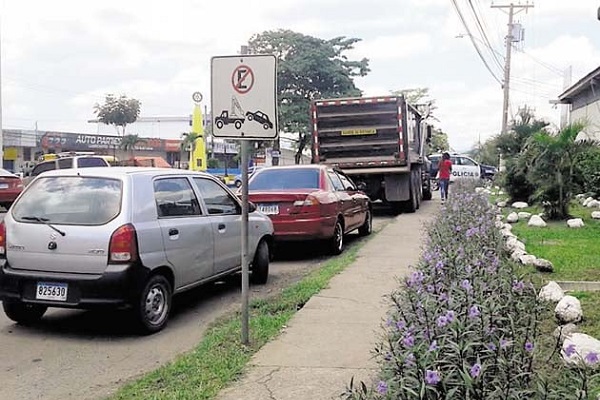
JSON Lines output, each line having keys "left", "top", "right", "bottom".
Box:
{"left": 0, "top": 163, "right": 372, "bottom": 333}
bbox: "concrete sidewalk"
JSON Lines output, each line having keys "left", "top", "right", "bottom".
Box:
{"left": 217, "top": 201, "right": 437, "bottom": 400}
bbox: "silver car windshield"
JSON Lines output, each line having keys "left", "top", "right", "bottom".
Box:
{"left": 12, "top": 176, "right": 122, "bottom": 225}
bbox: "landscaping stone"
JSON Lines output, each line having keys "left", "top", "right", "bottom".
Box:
{"left": 518, "top": 254, "right": 537, "bottom": 265}
{"left": 528, "top": 215, "right": 547, "bottom": 227}
{"left": 555, "top": 295, "right": 583, "bottom": 324}
{"left": 562, "top": 333, "right": 600, "bottom": 367}
{"left": 567, "top": 218, "right": 585, "bottom": 228}
{"left": 496, "top": 200, "right": 507, "bottom": 208}
{"left": 553, "top": 323, "right": 579, "bottom": 341}
{"left": 511, "top": 249, "right": 528, "bottom": 262}
{"left": 512, "top": 201, "right": 529, "bottom": 209}
{"left": 533, "top": 258, "right": 554, "bottom": 273}
{"left": 498, "top": 190, "right": 504, "bottom": 195}
{"left": 502, "top": 223, "right": 512, "bottom": 231}
{"left": 539, "top": 281, "right": 565, "bottom": 302}
{"left": 587, "top": 199, "right": 600, "bottom": 208}
{"left": 507, "top": 212, "right": 519, "bottom": 223}
{"left": 496, "top": 214, "right": 504, "bottom": 221}
{"left": 518, "top": 211, "right": 532, "bottom": 219}
{"left": 583, "top": 197, "right": 594, "bottom": 207}
{"left": 500, "top": 229, "right": 516, "bottom": 238}
{"left": 495, "top": 220, "right": 504, "bottom": 229}
{"left": 505, "top": 237, "right": 526, "bottom": 252}
{"left": 575, "top": 194, "right": 586, "bottom": 200}
{"left": 592, "top": 211, "right": 600, "bottom": 219}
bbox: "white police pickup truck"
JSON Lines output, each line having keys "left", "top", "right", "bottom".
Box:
{"left": 429, "top": 153, "right": 481, "bottom": 182}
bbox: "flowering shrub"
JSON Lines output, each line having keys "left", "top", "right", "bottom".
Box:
{"left": 343, "top": 182, "right": 599, "bottom": 399}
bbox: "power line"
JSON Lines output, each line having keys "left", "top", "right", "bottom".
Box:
{"left": 517, "top": 49, "right": 564, "bottom": 76}
{"left": 451, "top": 0, "right": 503, "bottom": 86}
{"left": 467, "top": 0, "right": 504, "bottom": 71}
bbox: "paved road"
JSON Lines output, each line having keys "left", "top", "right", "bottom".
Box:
{"left": 0, "top": 211, "right": 395, "bottom": 400}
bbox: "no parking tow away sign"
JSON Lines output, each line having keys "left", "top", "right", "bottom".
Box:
{"left": 211, "top": 54, "right": 278, "bottom": 140}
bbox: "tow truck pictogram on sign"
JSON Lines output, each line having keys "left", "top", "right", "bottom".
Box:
{"left": 232, "top": 65, "right": 254, "bottom": 94}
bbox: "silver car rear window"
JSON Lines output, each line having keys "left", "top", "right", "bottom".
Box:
{"left": 12, "top": 176, "right": 122, "bottom": 225}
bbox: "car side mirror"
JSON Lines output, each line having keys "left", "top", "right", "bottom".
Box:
{"left": 357, "top": 182, "right": 367, "bottom": 192}
{"left": 248, "top": 201, "right": 257, "bottom": 213}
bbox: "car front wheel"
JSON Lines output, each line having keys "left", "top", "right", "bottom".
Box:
{"left": 135, "top": 274, "right": 172, "bottom": 334}
{"left": 250, "top": 240, "right": 270, "bottom": 284}
{"left": 2, "top": 301, "right": 47, "bottom": 325}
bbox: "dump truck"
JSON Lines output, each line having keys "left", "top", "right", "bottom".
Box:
{"left": 311, "top": 95, "right": 432, "bottom": 214}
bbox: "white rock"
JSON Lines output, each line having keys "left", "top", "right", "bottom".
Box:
{"left": 475, "top": 187, "right": 485, "bottom": 194}
{"left": 506, "top": 237, "right": 526, "bottom": 252}
{"left": 575, "top": 194, "right": 586, "bottom": 200}
{"left": 587, "top": 200, "right": 600, "bottom": 208}
{"left": 554, "top": 323, "right": 579, "bottom": 341}
{"left": 498, "top": 190, "right": 505, "bottom": 195}
{"left": 533, "top": 258, "right": 554, "bottom": 273}
{"left": 528, "top": 215, "right": 547, "bottom": 227}
{"left": 507, "top": 212, "right": 519, "bottom": 223}
{"left": 511, "top": 249, "right": 527, "bottom": 262}
{"left": 567, "top": 218, "right": 585, "bottom": 228}
{"left": 503, "top": 223, "right": 512, "bottom": 231}
{"left": 519, "top": 254, "right": 537, "bottom": 265}
{"left": 555, "top": 295, "right": 583, "bottom": 324}
{"left": 494, "top": 186, "right": 500, "bottom": 190}
{"left": 497, "top": 201, "right": 507, "bottom": 208}
{"left": 500, "top": 229, "right": 516, "bottom": 238}
{"left": 512, "top": 201, "right": 529, "bottom": 209}
{"left": 583, "top": 197, "right": 594, "bottom": 207}
{"left": 494, "top": 220, "right": 504, "bottom": 229}
{"left": 496, "top": 214, "right": 504, "bottom": 221}
{"left": 562, "top": 333, "right": 600, "bottom": 367}
{"left": 592, "top": 211, "right": 600, "bottom": 219}
{"left": 539, "top": 281, "right": 564, "bottom": 302}
{"left": 518, "top": 211, "right": 532, "bottom": 219}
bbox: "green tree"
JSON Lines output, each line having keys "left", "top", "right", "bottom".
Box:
{"left": 248, "top": 29, "right": 370, "bottom": 164}
{"left": 391, "top": 87, "right": 437, "bottom": 120}
{"left": 429, "top": 128, "right": 450, "bottom": 153}
{"left": 94, "top": 94, "right": 141, "bottom": 136}
{"left": 120, "top": 134, "right": 146, "bottom": 159}
{"left": 525, "top": 123, "right": 596, "bottom": 219}
{"left": 181, "top": 132, "right": 201, "bottom": 168}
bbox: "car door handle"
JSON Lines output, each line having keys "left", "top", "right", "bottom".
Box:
{"left": 168, "top": 228, "right": 179, "bottom": 236}
{"left": 218, "top": 223, "right": 226, "bottom": 231}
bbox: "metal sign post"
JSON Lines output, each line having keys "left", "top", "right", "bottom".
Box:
{"left": 211, "top": 49, "right": 277, "bottom": 345}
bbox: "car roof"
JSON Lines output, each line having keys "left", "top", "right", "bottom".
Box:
{"left": 37, "top": 167, "right": 217, "bottom": 179}
{"left": 257, "top": 165, "right": 324, "bottom": 171}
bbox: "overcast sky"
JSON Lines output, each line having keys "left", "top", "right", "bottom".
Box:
{"left": 2, "top": 0, "right": 599, "bottom": 151}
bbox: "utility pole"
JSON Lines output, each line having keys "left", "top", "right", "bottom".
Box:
{"left": 492, "top": 2, "right": 534, "bottom": 135}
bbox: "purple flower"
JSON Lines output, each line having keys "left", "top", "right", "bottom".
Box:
{"left": 466, "top": 227, "right": 478, "bottom": 238}
{"left": 468, "top": 305, "right": 480, "bottom": 319}
{"left": 500, "top": 338, "right": 511, "bottom": 349}
{"left": 376, "top": 380, "right": 388, "bottom": 395}
{"left": 396, "top": 320, "right": 406, "bottom": 331}
{"left": 437, "top": 315, "right": 449, "bottom": 327}
{"left": 512, "top": 280, "right": 525, "bottom": 293}
{"left": 425, "top": 370, "right": 441, "bottom": 385}
{"left": 486, "top": 343, "right": 497, "bottom": 351}
{"left": 426, "top": 284, "right": 435, "bottom": 293}
{"left": 455, "top": 225, "right": 462, "bottom": 232}
{"left": 525, "top": 342, "right": 534, "bottom": 352}
{"left": 428, "top": 340, "right": 438, "bottom": 352}
{"left": 470, "top": 363, "right": 482, "bottom": 378}
{"left": 585, "top": 352, "right": 599, "bottom": 365}
{"left": 445, "top": 310, "right": 456, "bottom": 323}
{"left": 407, "top": 271, "right": 424, "bottom": 287}
{"left": 461, "top": 279, "right": 472, "bottom": 292}
{"left": 403, "top": 334, "right": 415, "bottom": 348}
{"left": 439, "top": 292, "right": 449, "bottom": 303}
{"left": 435, "top": 261, "right": 444, "bottom": 270}
{"left": 565, "top": 344, "right": 576, "bottom": 357}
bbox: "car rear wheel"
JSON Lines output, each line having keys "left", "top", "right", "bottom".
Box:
{"left": 328, "top": 220, "right": 344, "bottom": 255}
{"left": 247, "top": 114, "right": 254, "bottom": 121}
{"left": 263, "top": 123, "right": 270, "bottom": 130}
{"left": 358, "top": 209, "right": 372, "bottom": 236}
{"left": 2, "top": 301, "right": 47, "bottom": 325}
{"left": 250, "top": 240, "right": 270, "bottom": 284}
{"left": 234, "top": 120, "right": 243, "bottom": 129}
{"left": 135, "top": 274, "right": 172, "bottom": 334}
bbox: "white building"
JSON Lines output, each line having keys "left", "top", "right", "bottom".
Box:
{"left": 558, "top": 66, "right": 600, "bottom": 141}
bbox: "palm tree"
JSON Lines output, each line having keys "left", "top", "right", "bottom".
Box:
{"left": 120, "top": 134, "right": 146, "bottom": 159}
{"left": 525, "top": 123, "right": 597, "bottom": 219}
{"left": 181, "top": 132, "right": 201, "bottom": 169}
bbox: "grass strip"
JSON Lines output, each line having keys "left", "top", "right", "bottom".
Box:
{"left": 109, "top": 239, "right": 367, "bottom": 400}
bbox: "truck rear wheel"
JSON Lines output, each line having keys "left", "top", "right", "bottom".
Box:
{"left": 403, "top": 174, "right": 418, "bottom": 213}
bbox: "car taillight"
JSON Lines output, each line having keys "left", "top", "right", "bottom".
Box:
{"left": 0, "top": 222, "right": 5, "bottom": 256}
{"left": 108, "top": 224, "right": 138, "bottom": 263}
{"left": 293, "top": 195, "right": 320, "bottom": 213}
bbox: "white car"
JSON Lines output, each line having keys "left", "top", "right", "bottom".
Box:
{"left": 429, "top": 153, "right": 481, "bottom": 182}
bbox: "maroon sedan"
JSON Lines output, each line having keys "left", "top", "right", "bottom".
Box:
{"left": 0, "top": 169, "right": 23, "bottom": 210}
{"left": 248, "top": 165, "right": 372, "bottom": 254}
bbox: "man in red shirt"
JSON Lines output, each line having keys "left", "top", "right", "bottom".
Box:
{"left": 438, "top": 152, "right": 452, "bottom": 202}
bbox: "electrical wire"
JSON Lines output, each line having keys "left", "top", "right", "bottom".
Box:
{"left": 517, "top": 49, "right": 564, "bottom": 76}
{"left": 467, "top": 0, "right": 504, "bottom": 71}
{"left": 450, "top": 0, "right": 503, "bottom": 86}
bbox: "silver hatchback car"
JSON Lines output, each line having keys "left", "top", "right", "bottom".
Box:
{"left": 0, "top": 167, "right": 274, "bottom": 333}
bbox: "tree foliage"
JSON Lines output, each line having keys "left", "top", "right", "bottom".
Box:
{"left": 524, "top": 123, "right": 596, "bottom": 219}
{"left": 248, "top": 29, "right": 370, "bottom": 163}
{"left": 120, "top": 134, "right": 145, "bottom": 158}
{"left": 94, "top": 94, "right": 141, "bottom": 136}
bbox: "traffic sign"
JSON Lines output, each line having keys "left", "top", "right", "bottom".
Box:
{"left": 211, "top": 54, "right": 278, "bottom": 139}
